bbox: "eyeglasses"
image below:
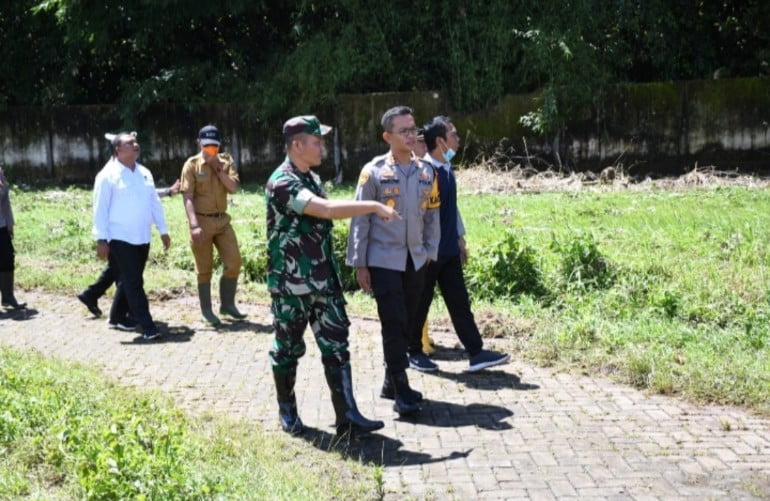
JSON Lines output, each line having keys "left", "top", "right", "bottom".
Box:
{"left": 393, "top": 127, "right": 419, "bottom": 137}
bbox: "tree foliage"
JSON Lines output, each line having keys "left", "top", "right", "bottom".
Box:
{"left": 1, "top": 1, "right": 768, "bottom": 132}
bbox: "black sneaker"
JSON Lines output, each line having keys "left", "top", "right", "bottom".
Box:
{"left": 467, "top": 350, "right": 510, "bottom": 372}
{"left": 142, "top": 331, "right": 162, "bottom": 341}
{"left": 77, "top": 293, "right": 102, "bottom": 317}
{"left": 408, "top": 353, "right": 439, "bottom": 372}
{"left": 109, "top": 319, "right": 138, "bottom": 331}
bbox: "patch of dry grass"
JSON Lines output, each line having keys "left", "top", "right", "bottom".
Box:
{"left": 456, "top": 147, "right": 770, "bottom": 195}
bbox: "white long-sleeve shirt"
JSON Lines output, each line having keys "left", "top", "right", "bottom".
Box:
{"left": 92, "top": 159, "right": 168, "bottom": 244}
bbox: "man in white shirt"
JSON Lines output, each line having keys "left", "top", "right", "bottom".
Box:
{"left": 92, "top": 132, "right": 170, "bottom": 341}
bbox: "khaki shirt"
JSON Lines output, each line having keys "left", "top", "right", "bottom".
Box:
{"left": 180, "top": 152, "right": 239, "bottom": 213}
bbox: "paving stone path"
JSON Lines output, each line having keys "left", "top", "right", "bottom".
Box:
{"left": 1, "top": 291, "right": 769, "bottom": 500}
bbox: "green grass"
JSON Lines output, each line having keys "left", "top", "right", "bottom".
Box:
{"left": 8, "top": 182, "right": 770, "bottom": 415}
{"left": 454, "top": 187, "right": 770, "bottom": 413}
{"left": 0, "top": 346, "right": 379, "bottom": 500}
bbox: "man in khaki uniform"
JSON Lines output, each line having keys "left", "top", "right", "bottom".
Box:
{"left": 180, "top": 125, "right": 245, "bottom": 325}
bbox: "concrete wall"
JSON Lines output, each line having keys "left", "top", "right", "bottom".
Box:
{"left": 1, "top": 77, "right": 768, "bottom": 183}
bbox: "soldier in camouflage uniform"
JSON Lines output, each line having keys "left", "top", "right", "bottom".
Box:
{"left": 265, "top": 115, "right": 399, "bottom": 436}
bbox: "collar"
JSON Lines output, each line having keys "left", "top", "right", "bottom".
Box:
{"left": 116, "top": 158, "right": 138, "bottom": 171}
{"left": 386, "top": 150, "right": 419, "bottom": 167}
{"left": 426, "top": 153, "right": 450, "bottom": 170}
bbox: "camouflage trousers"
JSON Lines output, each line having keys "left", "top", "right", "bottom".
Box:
{"left": 269, "top": 292, "right": 351, "bottom": 374}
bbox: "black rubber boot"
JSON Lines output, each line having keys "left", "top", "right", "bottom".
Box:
{"left": 273, "top": 369, "right": 303, "bottom": 435}
{"left": 390, "top": 371, "right": 421, "bottom": 416}
{"left": 0, "top": 271, "right": 25, "bottom": 309}
{"left": 325, "top": 364, "right": 384, "bottom": 436}
{"left": 380, "top": 369, "right": 423, "bottom": 402}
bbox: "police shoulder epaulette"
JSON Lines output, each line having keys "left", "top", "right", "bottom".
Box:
{"left": 370, "top": 155, "right": 388, "bottom": 169}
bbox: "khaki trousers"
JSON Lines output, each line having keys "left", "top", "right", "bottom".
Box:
{"left": 192, "top": 214, "right": 241, "bottom": 283}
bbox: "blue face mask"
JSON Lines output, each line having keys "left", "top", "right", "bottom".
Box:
{"left": 444, "top": 147, "right": 456, "bottom": 163}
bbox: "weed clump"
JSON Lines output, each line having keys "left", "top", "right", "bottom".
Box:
{"left": 552, "top": 232, "right": 613, "bottom": 290}
{"left": 465, "top": 229, "right": 548, "bottom": 300}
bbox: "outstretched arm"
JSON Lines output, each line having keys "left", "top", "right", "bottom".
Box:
{"left": 303, "top": 197, "right": 399, "bottom": 222}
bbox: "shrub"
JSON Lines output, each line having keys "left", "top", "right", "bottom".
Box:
{"left": 465, "top": 229, "right": 547, "bottom": 300}
{"left": 552, "top": 232, "right": 613, "bottom": 289}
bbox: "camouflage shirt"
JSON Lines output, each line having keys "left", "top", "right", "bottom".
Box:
{"left": 265, "top": 160, "right": 341, "bottom": 296}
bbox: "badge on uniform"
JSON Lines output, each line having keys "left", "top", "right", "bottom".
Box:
{"left": 386, "top": 199, "right": 396, "bottom": 208}
{"left": 381, "top": 168, "right": 395, "bottom": 178}
{"left": 358, "top": 171, "right": 370, "bottom": 186}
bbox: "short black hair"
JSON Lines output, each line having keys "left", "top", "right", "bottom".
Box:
{"left": 285, "top": 132, "right": 309, "bottom": 151}
{"left": 422, "top": 116, "right": 452, "bottom": 151}
{"left": 380, "top": 106, "right": 413, "bottom": 132}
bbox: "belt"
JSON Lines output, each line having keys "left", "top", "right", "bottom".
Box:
{"left": 195, "top": 212, "right": 227, "bottom": 218}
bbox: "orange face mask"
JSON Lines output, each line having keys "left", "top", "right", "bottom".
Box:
{"left": 203, "top": 145, "right": 219, "bottom": 156}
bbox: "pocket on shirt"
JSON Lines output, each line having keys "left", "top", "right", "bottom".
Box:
{"left": 196, "top": 173, "right": 212, "bottom": 195}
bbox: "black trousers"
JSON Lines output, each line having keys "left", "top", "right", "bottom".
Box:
{"left": 109, "top": 240, "right": 156, "bottom": 334}
{"left": 80, "top": 253, "right": 117, "bottom": 302}
{"left": 0, "top": 226, "right": 13, "bottom": 272}
{"left": 413, "top": 254, "right": 483, "bottom": 356}
{"left": 370, "top": 255, "right": 426, "bottom": 373}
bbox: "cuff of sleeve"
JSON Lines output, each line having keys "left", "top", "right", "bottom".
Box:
{"left": 291, "top": 188, "right": 315, "bottom": 214}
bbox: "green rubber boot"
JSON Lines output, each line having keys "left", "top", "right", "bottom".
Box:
{"left": 219, "top": 277, "right": 246, "bottom": 319}
{"left": 198, "top": 283, "right": 221, "bottom": 326}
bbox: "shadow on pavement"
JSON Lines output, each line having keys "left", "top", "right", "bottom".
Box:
{"left": 432, "top": 368, "right": 540, "bottom": 391}
{"left": 0, "top": 306, "right": 39, "bottom": 321}
{"left": 424, "top": 343, "right": 468, "bottom": 362}
{"left": 298, "top": 425, "right": 473, "bottom": 466}
{"left": 119, "top": 323, "right": 195, "bottom": 345}
{"left": 216, "top": 318, "right": 273, "bottom": 334}
{"left": 402, "top": 400, "right": 515, "bottom": 430}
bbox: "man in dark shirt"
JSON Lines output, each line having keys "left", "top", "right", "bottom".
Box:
{"left": 414, "top": 116, "right": 510, "bottom": 372}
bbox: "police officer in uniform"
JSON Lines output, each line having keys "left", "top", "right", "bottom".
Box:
{"left": 346, "top": 106, "right": 441, "bottom": 417}
{"left": 180, "top": 125, "right": 245, "bottom": 325}
{"left": 266, "top": 115, "right": 398, "bottom": 436}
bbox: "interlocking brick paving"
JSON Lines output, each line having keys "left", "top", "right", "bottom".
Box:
{"left": 2, "top": 291, "right": 769, "bottom": 500}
